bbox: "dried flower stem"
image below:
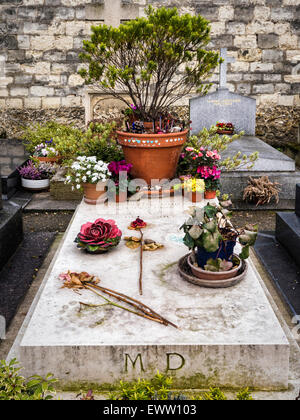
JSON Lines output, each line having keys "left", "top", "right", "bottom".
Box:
{"left": 86, "top": 282, "right": 178, "bottom": 329}
{"left": 83, "top": 286, "right": 166, "bottom": 326}
{"left": 139, "top": 229, "right": 144, "bottom": 295}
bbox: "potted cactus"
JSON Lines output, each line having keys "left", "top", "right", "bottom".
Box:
{"left": 79, "top": 7, "right": 220, "bottom": 184}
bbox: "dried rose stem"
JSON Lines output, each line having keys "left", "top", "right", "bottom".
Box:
{"left": 88, "top": 282, "right": 178, "bottom": 329}
{"left": 83, "top": 286, "right": 166, "bottom": 326}
{"left": 139, "top": 229, "right": 144, "bottom": 295}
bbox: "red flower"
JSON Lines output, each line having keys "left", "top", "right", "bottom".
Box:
{"left": 76, "top": 218, "right": 122, "bottom": 251}
{"left": 129, "top": 217, "right": 147, "bottom": 230}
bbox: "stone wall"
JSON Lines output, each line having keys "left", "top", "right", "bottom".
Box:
{"left": 0, "top": 138, "right": 27, "bottom": 176}
{"left": 0, "top": 0, "right": 300, "bottom": 145}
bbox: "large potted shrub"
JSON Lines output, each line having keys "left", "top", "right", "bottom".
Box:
{"left": 79, "top": 6, "right": 220, "bottom": 184}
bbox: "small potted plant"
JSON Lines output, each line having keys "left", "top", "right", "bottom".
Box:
{"left": 199, "top": 167, "right": 221, "bottom": 199}
{"left": 79, "top": 7, "right": 221, "bottom": 184}
{"left": 178, "top": 146, "right": 221, "bottom": 200}
{"left": 174, "top": 177, "right": 205, "bottom": 203}
{"left": 18, "top": 160, "right": 56, "bottom": 191}
{"left": 180, "top": 201, "right": 258, "bottom": 280}
{"left": 107, "top": 160, "right": 133, "bottom": 203}
{"left": 65, "top": 156, "right": 111, "bottom": 205}
{"left": 32, "top": 139, "right": 61, "bottom": 163}
{"left": 75, "top": 218, "right": 122, "bottom": 254}
{"left": 216, "top": 122, "right": 234, "bottom": 135}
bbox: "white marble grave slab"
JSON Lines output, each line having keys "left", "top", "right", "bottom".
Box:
{"left": 8, "top": 197, "right": 290, "bottom": 390}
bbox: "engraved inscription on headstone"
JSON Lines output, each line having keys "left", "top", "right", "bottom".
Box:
{"left": 124, "top": 353, "right": 145, "bottom": 373}
{"left": 166, "top": 353, "right": 186, "bottom": 371}
{"left": 124, "top": 353, "right": 186, "bottom": 374}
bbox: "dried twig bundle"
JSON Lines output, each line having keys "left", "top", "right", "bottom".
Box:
{"left": 243, "top": 176, "right": 281, "bottom": 206}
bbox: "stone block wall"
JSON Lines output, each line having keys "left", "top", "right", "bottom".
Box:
{"left": 0, "top": 138, "right": 27, "bottom": 176}
{"left": 0, "top": 0, "right": 299, "bottom": 145}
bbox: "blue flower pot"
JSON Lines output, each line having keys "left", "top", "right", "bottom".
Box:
{"left": 196, "top": 241, "right": 236, "bottom": 269}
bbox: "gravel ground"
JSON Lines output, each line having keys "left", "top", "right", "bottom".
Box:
{"left": 231, "top": 210, "right": 277, "bottom": 232}
{"left": 23, "top": 211, "right": 74, "bottom": 233}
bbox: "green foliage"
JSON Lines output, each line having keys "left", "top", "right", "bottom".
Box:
{"left": 80, "top": 122, "right": 124, "bottom": 162}
{"left": 22, "top": 121, "right": 123, "bottom": 163}
{"left": 200, "top": 387, "right": 228, "bottom": 400}
{"left": 180, "top": 203, "right": 258, "bottom": 263}
{"left": 204, "top": 258, "right": 234, "bottom": 272}
{"left": 108, "top": 373, "right": 253, "bottom": 401}
{"left": 186, "top": 126, "right": 259, "bottom": 172}
{"left": 79, "top": 6, "right": 220, "bottom": 120}
{"left": 109, "top": 371, "right": 173, "bottom": 400}
{"left": 0, "top": 359, "right": 57, "bottom": 400}
{"left": 22, "top": 121, "right": 83, "bottom": 157}
{"left": 235, "top": 388, "right": 253, "bottom": 401}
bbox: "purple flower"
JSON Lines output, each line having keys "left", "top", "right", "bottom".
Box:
{"left": 18, "top": 160, "right": 54, "bottom": 180}
{"left": 108, "top": 160, "right": 133, "bottom": 176}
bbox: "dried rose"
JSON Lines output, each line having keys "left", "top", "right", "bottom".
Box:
{"left": 128, "top": 217, "right": 147, "bottom": 230}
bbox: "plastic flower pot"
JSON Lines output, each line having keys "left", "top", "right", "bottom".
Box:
{"left": 188, "top": 191, "right": 204, "bottom": 203}
{"left": 196, "top": 240, "right": 237, "bottom": 269}
{"left": 21, "top": 178, "right": 50, "bottom": 191}
{"left": 83, "top": 183, "right": 106, "bottom": 205}
{"left": 204, "top": 190, "right": 217, "bottom": 200}
{"left": 187, "top": 253, "right": 242, "bottom": 281}
{"left": 117, "top": 130, "right": 188, "bottom": 185}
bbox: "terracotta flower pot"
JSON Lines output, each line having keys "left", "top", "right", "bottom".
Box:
{"left": 115, "top": 192, "right": 127, "bottom": 203}
{"left": 117, "top": 130, "right": 188, "bottom": 185}
{"left": 36, "top": 156, "right": 61, "bottom": 164}
{"left": 83, "top": 183, "right": 106, "bottom": 205}
{"left": 187, "top": 253, "right": 242, "bottom": 281}
{"left": 188, "top": 191, "right": 204, "bottom": 203}
{"left": 204, "top": 190, "right": 217, "bottom": 200}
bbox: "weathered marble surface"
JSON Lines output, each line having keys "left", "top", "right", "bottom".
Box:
{"left": 8, "top": 197, "right": 289, "bottom": 389}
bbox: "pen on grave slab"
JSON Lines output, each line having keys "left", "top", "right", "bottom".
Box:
{"left": 159, "top": 116, "right": 162, "bottom": 131}
{"left": 126, "top": 121, "right": 130, "bottom": 132}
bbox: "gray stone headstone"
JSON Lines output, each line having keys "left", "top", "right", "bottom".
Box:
{"left": 190, "top": 48, "right": 256, "bottom": 136}
{"left": 190, "top": 89, "right": 256, "bottom": 135}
